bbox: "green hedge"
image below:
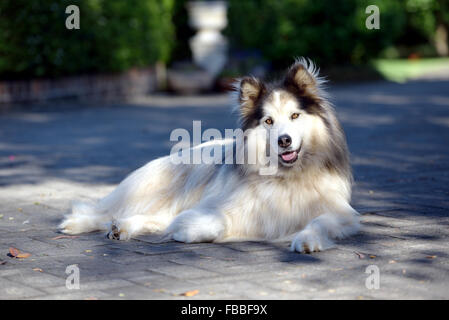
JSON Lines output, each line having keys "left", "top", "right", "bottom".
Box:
{"left": 226, "top": 0, "right": 406, "bottom": 68}
{"left": 0, "top": 0, "right": 174, "bottom": 79}
{"left": 2, "top": 0, "right": 444, "bottom": 79}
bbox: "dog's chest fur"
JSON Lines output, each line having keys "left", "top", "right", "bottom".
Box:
{"left": 221, "top": 171, "right": 325, "bottom": 239}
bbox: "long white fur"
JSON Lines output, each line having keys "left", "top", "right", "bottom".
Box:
{"left": 59, "top": 59, "right": 360, "bottom": 253}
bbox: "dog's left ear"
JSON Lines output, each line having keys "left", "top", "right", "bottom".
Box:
{"left": 283, "top": 59, "right": 320, "bottom": 97}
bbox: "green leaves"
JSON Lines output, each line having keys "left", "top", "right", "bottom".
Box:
{"left": 226, "top": 0, "right": 407, "bottom": 68}
{"left": 0, "top": 0, "right": 175, "bottom": 79}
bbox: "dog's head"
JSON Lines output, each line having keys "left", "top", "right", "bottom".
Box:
{"left": 234, "top": 58, "right": 348, "bottom": 176}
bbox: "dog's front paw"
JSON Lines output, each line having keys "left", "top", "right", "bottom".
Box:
{"left": 164, "top": 210, "right": 224, "bottom": 243}
{"left": 166, "top": 219, "right": 214, "bottom": 243}
{"left": 290, "top": 229, "right": 330, "bottom": 253}
{"left": 171, "top": 227, "right": 197, "bottom": 243}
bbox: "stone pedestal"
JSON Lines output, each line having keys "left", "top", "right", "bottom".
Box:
{"left": 187, "top": 1, "right": 228, "bottom": 77}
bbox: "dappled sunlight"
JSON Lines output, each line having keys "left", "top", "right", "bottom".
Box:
{"left": 428, "top": 96, "right": 449, "bottom": 106}
{"left": 2, "top": 0, "right": 449, "bottom": 300}
{"left": 1, "top": 79, "right": 448, "bottom": 299}
{"left": 0, "top": 112, "right": 57, "bottom": 123}
{"left": 130, "top": 94, "right": 231, "bottom": 109}
{"left": 336, "top": 92, "right": 413, "bottom": 106}
{"left": 427, "top": 116, "right": 449, "bottom": 128}
{"left": 338, "top": 113, "right": 395, "bottom": 128}
{"left": 0, "top": 98, "right": 237, "bottom": 186}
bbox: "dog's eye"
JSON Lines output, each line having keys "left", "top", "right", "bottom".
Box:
{"left": 291, "top": 113, "right": 300, "bottom": 120}
{"left": 264, "top": 118, "right": 273, "bottom": 125}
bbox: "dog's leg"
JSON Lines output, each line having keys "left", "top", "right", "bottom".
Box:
{"left": 106, "top": 214, "right": 172, "bottom": 240}
{"left": 59, "top": 201, "right": 110, "bottom": 234}
{"left": 291, "top": 207, "right": 360, "bottom": 253}
{"left": 163, "top": 208, "right": 225, "bottom": 243}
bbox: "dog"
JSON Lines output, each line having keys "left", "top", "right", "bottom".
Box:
{"left": 59, "top": 58, "right": 360, "bottom": 253}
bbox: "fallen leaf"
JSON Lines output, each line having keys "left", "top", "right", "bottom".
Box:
{"left": 51, "top": 235, "right": 79, "bottom": 240}
{"left": 85, "top": 249, "right": 92, "bottom": 253}
{"left": 33, "top": 268, "right": 43, "bottom": 272}
{"left": 426, "top": 255, "right": 437, "bottom": 259}
{"left": 9, "top": 247, "right": 19, "bottom": 257}
{"left": 8, "top": 247, "right": 31, "bottom": 259}
{"left": 369, "top": 255, "right": 376, "bottom": 259}
{"left": 0, "top": 214, "right": 3, "bottom": 219}
{"left": 180, "top": 289, "right": 199, "bottom": 297}
{"left": 17, "top": 252, "right": 31, "bottom": 258}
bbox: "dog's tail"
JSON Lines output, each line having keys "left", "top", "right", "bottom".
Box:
{"left": 59, "top": 200, "right": 111, "bottom": 235}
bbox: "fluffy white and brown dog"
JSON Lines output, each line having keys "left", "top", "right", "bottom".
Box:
{"left": 59, "top": 58, "right": 360, "bottom": 253}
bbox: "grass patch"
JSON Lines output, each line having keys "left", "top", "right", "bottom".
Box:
{"left": 373, "top": 58, "right": 449, "bottom": 83}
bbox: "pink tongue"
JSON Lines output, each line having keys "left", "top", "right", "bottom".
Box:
{"left": 281, "top": 151, "right": 297, "bottom": 161}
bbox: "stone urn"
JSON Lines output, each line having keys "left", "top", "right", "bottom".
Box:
{"left": 187, "top": 1, "right": 228, "bottom": 77}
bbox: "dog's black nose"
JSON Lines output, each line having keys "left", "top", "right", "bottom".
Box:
{"left": 278, "top": 134, "right": 292, "bottom": 148}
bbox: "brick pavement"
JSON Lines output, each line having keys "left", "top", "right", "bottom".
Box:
{"left": 0, "top": 80, "right": 448, "bottom": 299}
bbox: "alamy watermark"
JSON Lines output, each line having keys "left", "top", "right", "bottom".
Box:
{"left": 169, "top": 121, "right": 281, "bottom": 175}
{"left": 65, "top": 5, "right": 80, "bottom": 30}
{"left": 65, "top": 264, "right": 80, "bottom": 289}
{"left": 365, "top": 265, "right": 380, "bottom": 290}
{"left": 365, "top": 5, "right": 380, "bottom": 30}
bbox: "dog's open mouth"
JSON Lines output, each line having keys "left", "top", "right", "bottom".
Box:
{"left": 279, "top": 149, "right": 299, "bottom": 164}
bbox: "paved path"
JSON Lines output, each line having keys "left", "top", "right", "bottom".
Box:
{"left": 0, "top": 79, "right": 448, "bottom": 299}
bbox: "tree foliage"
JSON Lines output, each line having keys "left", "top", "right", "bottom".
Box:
{"left": 225, "top": 0, "right": 406, "bottom": 68}
{"left": 0, "top": 0, "right": 175, "bottom": 78}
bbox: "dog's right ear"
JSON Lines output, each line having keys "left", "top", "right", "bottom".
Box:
{"left": 236, "top": 77, "right": 266, "bottom": 120}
